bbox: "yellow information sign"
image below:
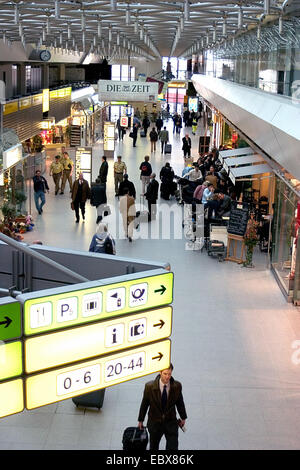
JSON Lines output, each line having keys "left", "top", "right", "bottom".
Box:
{"left": 21, "top": 271, "right": 173, "bottom": 336}
{"left": 25, "top": 339, "right": 171, "bottom": 409}
{"left": 0, "top": 341, "right": 23, "bottom": 381}
{"left": 25, "top": 306, "right": 172, "bottom": 373}
{"left": 0, "top": 379, "right": 24, "bottom": 418}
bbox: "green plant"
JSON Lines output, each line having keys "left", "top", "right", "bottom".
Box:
{"left": 1, "top": 202, "right": 16, "bottom": 222}
{"left": 15, "top": 191, "right": 27, "bottom": 204}
{"left": 243, "top": 215, "right": 259, "bottom": 267}
{"left": 32, "top": 134, "right": 44, "bottom": 153}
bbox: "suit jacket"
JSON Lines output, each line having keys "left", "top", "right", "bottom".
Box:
{"left": 138, "top": 375, "right": 187, "bottom": 424}
{"left": 71, "top": 179, "right": 91, "bottom": 203}
{"left": 182, "top": 137, "right": 191, "bottom": 150}
{"left": 99, "top": 161, "right": 108, "bottom": 183}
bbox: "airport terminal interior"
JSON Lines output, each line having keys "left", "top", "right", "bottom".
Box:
{"left": 0, "top": 0, "right": 300, "bottom": 451}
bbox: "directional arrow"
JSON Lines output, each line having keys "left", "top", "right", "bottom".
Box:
{"left": 153, "top": 319, "right": 165, "bottom": 329}
{"left": 152, "top": 352, "right": 163, "bottom": 361}
{"left": 154, "top": 285, "right": 166, "bottom": 295}
{"left": 0, "top": 316, "right": 12, "bottom": 329}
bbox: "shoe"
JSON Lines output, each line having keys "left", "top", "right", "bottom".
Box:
{"left": 115, "top": 193, "right": 119, "bottom": 197}
{"left": 40, "top": 208, "right": 43, "bottom": 213}
{"left": 55, "top": 190, "right": 58, "bottom": 195}
{"left": 76, "top": 219, "right": 79, "bottom": 223}
{"left": 60, "top": 191, "right": 64, "bottom": 194}
{"left": 128, "top": 237, "right": 132, "bottom": 242}
{"left": 38, "top": 209, "right": 42, "bottom": 215}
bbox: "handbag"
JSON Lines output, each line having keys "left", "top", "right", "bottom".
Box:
{"left": 129, "top": 132, "right": 134, "bottom": 138}
{"left": 102, "top": 205, "right": 111, "bottom": 217}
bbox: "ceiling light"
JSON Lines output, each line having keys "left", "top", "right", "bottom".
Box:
{"left": 257, "top": 24, "right": 261, "bottom": 40}
{"left": 126, "top": 5, "right": 130, "bottom": 25}
{"left": 110, "top": 0, "right": 117, "bottom": 11}
{"left": 14, "top": 4, "right": 19, "bottom": 24}
{"left": 81, "top": 13, "right": 86, "bottom": 31}
{"left": 55, "top": 0, "right": 60, "bottom": 19}
{"left": 109, "top": 26, "right": 112, "bottom": 43}
{"left": 97, "top": 19, "right": 102, "bottom": 37}
{"left": 264, "top": 0, "right": 270, "bottom": 15}
{"left": 184, "top": 0, "right": 190, "bottom": 21}
{"left": 238, "top": 8, "right": 243, "bottom": 29}
{"left": 279, "top": 16, "right": 283, "bottom": 35}
{"left": 67, "top": 24, "right": 71, "bottom": 40}
{"left": 46, "top": 18, "right": 51, "bottom": 34}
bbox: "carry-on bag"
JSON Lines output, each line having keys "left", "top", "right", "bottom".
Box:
{"left": 122, "top": 427, "right": 148, "bottom": 451}
{"left": 165, "top": 143, "right": 172, "bottom": 153}
{"left": 72, "top": 388, "right": 105, "bottom": 409}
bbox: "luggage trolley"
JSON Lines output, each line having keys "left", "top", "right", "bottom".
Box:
{"left": 207, "top": 222, "right": 228, "bottom": 262}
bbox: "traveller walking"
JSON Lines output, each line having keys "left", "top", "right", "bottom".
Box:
{"left": 118, "top": 174, "right": 136, "bottom": 199}
{"left": 116, "top": 118, "right": 124, "bottom": 141}
{"left": 114, "top": 155, "right": 127, "bottom": 197}
{"left": 131, "top": 123, "right": 139, "bottom": 147}
{"left": 156, "top": 115, "right": 163, "bottom": 135}
{"left": 149, "top": 127, "right": 158, "bottom": 152}
{"left": 142, "top": 115, "right": 150, "bottom": 136}
{"left": 137, "top": 363, "right": 187, "bottom": 451}
{"left": 182, "top": 134, "right": 192, "bottom": 158}
{"left": 99, "top": 156, "right": 108, "bottom": 185}
{"left": 175, "top": 115, "right": 182, "bottom": 134}
{"left": 90, "top": 177, "right": 107, "bottom": 224}
{"left": 32, "top": 170, "right": 49, "bottom": 215}
{"left": 61, "top": 152, "right": 74, "bottom": 194}
{"left": 160, "top": 126, "right": 169, "bottom": 154}
{"left": 139, "top": 156, "right": 152, "bottom": 195}
{"left": 49, "top": 155, "right": 64, "bottom": 195}
{"left": 71, "top": 173, "right": 91, "bottom": 223}
{"left": 119, "top": 189, "right": 136, "bottom": 242}
{"left": 89, "top": 222, "right": 116, "bottom": 255}
{"left": 145, "top": 173, "right": 159, "bottom": 222}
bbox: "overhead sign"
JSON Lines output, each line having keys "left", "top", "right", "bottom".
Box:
{"left": 98, "top": 80, "right": 158, "bottom": 102}
{"left": 120, "top": 116, "right": 128, "bottom": 127}
{"left": 0, "top": 379, "right": 24, "bottom": 418}
{"left": 0, "top": 341, "right": 23, "bottom": 381}
{"left": 24, "top": 306, "right": 172, "bottom": 373}
{"left": 0, "top": 298, "right": 21, "bottom": 341}
{"left": 25, "top": 339, "right": 171, "bottom": 409}
{"left": 19, "top": 270, "right": 173, "bottom": 336}
{"left": 3, "top": 144, "right": 23, "bottom": 171}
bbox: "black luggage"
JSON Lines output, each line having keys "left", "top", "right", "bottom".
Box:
{"left": 72, "top": 388, "right": 105, "bottom": 409}
{"left": 165, "top": 143, "right": 172, "bottom": 154}
{"left": 122, "top": 427, "right": 148, "bottom": 451}
{"left": 207, "top": 239, "right": 226, "bottom": 261}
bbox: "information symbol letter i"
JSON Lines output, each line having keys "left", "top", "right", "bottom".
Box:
{"left": 112, "top": 328, "right": 117, "bottom": 344}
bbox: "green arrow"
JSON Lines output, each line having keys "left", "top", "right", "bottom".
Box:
{"left": 0, "top": 316, "right": 12, "bottom": 328}
{"left": 154, "top": 285, "right": 166, "bottom": 295}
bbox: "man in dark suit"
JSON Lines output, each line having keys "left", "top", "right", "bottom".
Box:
{"left": 137, "top": 364, "right": 187, "bottom": 450}
{"left": 90, "top": 177, "right": 107, "bottom": 224}
{"left": 99, "top": 156, "right": 108, "bottom": 185}
{"left": 71, "top": 173, "right": 91, "bottom": 223}
{"left": 145, "top": 173, "right": 159, "bottom": 222}
{"left": 182, "top": 134, "right": 192, "bottom": 158}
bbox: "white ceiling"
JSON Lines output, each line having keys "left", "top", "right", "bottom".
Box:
{"left": 0, "top": 1, "right": 287, "bottom": 60}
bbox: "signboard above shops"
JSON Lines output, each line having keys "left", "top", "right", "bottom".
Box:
{"left": 98, "top": 80, "right": 158, "bottom": 102}
{"left": 3, "top": 144, "right": 23, "bottom": 171}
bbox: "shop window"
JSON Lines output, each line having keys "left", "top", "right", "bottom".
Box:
{"left": 271, "top": 178, "right": 299, "bottom": 297}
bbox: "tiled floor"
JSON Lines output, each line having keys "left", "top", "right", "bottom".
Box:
{"left": 1, "top": 118, "right": 300, "bottom": 450}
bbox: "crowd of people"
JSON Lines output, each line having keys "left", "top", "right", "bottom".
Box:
{"left": 22, "top": 108, "right": 235, "bottom": 256}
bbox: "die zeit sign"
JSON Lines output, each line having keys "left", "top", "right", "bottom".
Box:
{"left": 25, "top": 339, "right": 171, "bottom": 409}
{"left": 98, "top": 79, "right": 158, "bottom": 102}
{"left": 18, "top": 269, "right": 173, "bottom": 336}
{"left": 24, "top": 306, "right": 172, "bottom": 373}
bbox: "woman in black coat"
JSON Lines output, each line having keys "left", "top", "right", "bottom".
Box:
{"left": 159, "top": 163, "right": 175, "bottom": 200}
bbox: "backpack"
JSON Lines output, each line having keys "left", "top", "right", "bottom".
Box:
{"left": 104, "top": 237, "right": 114, "bottom": 255}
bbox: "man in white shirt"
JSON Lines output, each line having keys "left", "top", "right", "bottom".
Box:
{"left": 187, "top": 165, "right": 202, "bottom": 182}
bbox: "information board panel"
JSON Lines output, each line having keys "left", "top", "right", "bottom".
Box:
{"left": 25, "top": 339, "right": 171, "bottom": 409}
{"left": 0, "top": 341, "right": 23, "bottom": 381}
{"left": 24, "top": 306, "right": 172, "bottom": 373}
{"left": 21, "top": 271, "right": 173, "bottom": 336}
{"left": 0, "top": 298, "right": 21, "bottom": 341}
{"left": 0, "top": 379, "right": 24, "bottom": 418}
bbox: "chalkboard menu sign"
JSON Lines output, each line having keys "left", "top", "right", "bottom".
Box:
{"left": 227, "top": 201, "right": 249, "bottom": 236}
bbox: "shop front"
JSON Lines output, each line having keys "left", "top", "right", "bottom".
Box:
{"left": 271, "top": 177, "right": 300, "bottom": 303}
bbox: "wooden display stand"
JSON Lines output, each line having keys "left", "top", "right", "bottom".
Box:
{"left": 226, "top": 234, "right": 246, "bottom": 264}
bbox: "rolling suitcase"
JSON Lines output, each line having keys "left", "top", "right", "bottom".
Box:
{"left": 72, "top": 388, "right": 105, "bottom": 410}
{"left": 140, "top": 130, "right": 146, "bottom": 137}
{"left": 122, "top": 427, "right": 148, "bottom": 451}
{"left": 165, "top": 143, "right": 172, "bottom": 154}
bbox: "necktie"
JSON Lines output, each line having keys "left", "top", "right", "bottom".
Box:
{"left": 161, "top": 385, "right": 167, "bottom": 411}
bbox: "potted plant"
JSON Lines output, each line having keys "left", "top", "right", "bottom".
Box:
{"left": 1, "top": 202, "right": 16, "bottom": 223}
{"left": 243, "top": 212, "right": 259, "bottom": 268}
{"left": 32, "top": 134, "right": 44, "bottom": 153}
